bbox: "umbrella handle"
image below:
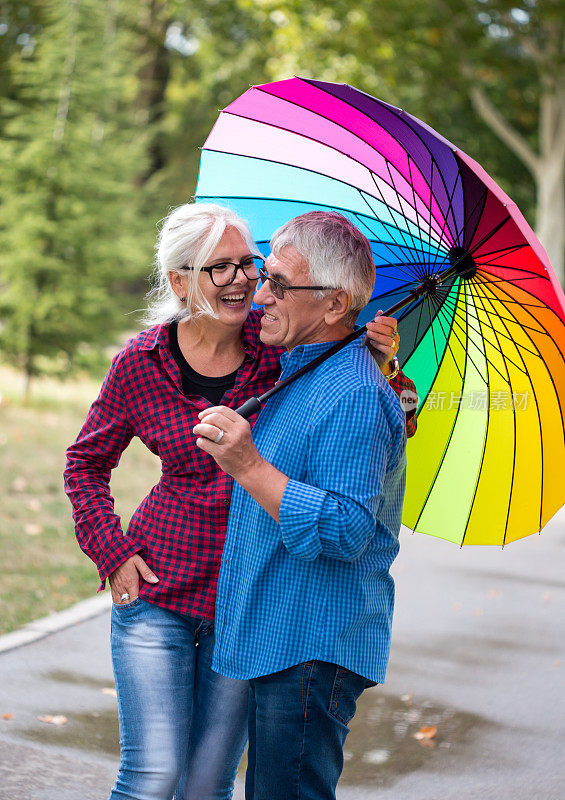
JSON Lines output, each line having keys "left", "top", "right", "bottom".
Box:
{"left": 236, "top": 397, "right": 262, "bottom": 419}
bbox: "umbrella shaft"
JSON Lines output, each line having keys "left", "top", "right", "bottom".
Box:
{"left": 235, "top": 261, "right": 461, "bottom": 419}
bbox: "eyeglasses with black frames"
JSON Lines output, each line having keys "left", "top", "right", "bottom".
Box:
{"left": 258, "top": 266, "right": 334, "bottom": 300}
{"left": 183, "top": 255, "right": 264, "bottom": 287}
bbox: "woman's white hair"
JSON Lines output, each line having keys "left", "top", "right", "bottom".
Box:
{"left": 144, "top": 202, "right": 257, "bottom": 326}
{"left": 270, "top": 211, "right": 375, "bottom": 328}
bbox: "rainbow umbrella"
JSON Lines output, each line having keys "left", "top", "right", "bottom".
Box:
{"left": 195, "top": 77, "right": 565, "bottom": 546}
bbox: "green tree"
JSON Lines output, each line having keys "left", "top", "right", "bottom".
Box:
{"left": 0, "top": 0, "right": 150, "bottom": 395}
{"left": 240, "top": 0, "right": 564, "bottom": 282}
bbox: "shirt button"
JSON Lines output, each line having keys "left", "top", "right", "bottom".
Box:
{"left": 223, "top": 500, "right": 229, "bottom": 507}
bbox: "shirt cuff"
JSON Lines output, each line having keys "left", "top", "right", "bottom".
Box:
{"left": 96, "top": 538, "right": 144, "bottom": 588}
{"left": 279, "top": 479, "right": 325, "bottom": 560}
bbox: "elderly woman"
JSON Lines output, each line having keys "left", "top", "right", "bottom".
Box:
{"left": 64, "top": 202, "right": 415, "bottom": 800}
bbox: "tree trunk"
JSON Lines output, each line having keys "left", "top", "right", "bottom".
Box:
{"left": 535, "top": 158, "right": 565, "bottom": 285}
{"left": 469, "top": 83, "right": 565, "bottom": 287}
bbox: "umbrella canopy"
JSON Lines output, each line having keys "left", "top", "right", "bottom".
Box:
{"left": 195, "top": 77, "right": 565, "bottom": 546}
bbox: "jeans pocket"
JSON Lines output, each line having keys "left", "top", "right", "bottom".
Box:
{"left": 328, "top": 666, "right": 367, "bottom": 726}
{"left": 112, "top": 596, "right": 142, "bottom": 612}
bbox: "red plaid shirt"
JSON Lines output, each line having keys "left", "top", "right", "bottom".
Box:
{"left": 64, "top": 310, "right": 417, "bottom": 620}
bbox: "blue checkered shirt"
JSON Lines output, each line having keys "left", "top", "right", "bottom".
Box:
{"left": 212, "top": 337, "right": 407, "bottom": 683}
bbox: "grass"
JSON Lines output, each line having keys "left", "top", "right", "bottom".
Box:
{"left": 0, "top": 365, "right": 161, "bottom": 635}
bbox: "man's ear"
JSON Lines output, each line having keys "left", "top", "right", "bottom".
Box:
{"left": 324, "top": 289, "right": 352, "bottom": 326}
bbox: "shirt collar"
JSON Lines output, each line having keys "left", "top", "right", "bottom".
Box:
{"left": 140, "top": 324, "right": 167, "bottom": 351}
{"left": 280, "top": 339, "right": 351, "bottom": 372}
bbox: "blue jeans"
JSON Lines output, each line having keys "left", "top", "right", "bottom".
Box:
{"left": 108, "top": 598, "right": 249, "bottom": 800}
{"left": 245, "top": 660, "right": 373, "bottom": 800}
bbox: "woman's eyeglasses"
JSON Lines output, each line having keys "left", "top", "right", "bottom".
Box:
{"left": 183, "top": 256, "right": 264, "bottom": 287}
{"left": 258, "top": 266, "right": 334, "bottom": 300}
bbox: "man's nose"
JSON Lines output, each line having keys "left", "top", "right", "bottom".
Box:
{"left": 254, "top": 278, "right": 271, "bottom": 305}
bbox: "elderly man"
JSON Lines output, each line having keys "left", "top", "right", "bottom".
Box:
{"left": 193, "top": 211, "right": 406, "bottom": 800}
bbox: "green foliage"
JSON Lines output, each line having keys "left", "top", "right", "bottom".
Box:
{"left": 1, "top": 0, "right": 562, "bottom": 389}
{"left": 0, "top": 0, "right": 151, "bottom": 386}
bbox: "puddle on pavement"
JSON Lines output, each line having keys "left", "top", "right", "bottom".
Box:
{"left": 20, "top": 672, "right": 491, "bottom": 787}
{"left": 45, "top": 669, "right": 114, "bottom": 690}
{"left": 341, "top": 689, "right": 490, "bottom": 787}
{"left": 19, "top": 670, "right": 120, "bottom": 756}
{"left": 21, "top": 709, "right": 120, "bottom": 756}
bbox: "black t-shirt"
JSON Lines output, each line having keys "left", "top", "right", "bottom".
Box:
{"left": 168, "top": 321, "right": 239, "bottom": 405}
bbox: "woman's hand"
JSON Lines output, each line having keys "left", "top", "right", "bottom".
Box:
{"left": 109, "top": 554, "right": 159, "bottom": 604}
{"left": 365, "top": 312, "right": 399, "bottom": 372}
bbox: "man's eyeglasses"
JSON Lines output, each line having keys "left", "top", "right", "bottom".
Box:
{"left": 183, "top": 256, "right": 264, "bottom": 287}
{"left": 258, "top": 266, "right": 334, "bottom": 300}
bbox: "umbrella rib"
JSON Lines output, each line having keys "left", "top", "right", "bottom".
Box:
{"left": 475, "top": 242, "right": 529, "bottom": 261}
{"left": 273, "top": 80, "right": 457, "bottom": 239}
{"left": 224, "top": 95, "right": 446, "bottom": 239}
{"left": 352, "top": 212, "right": 427, "bottom": 280}
{"left": 203, "top": 187, "right": 427, "bottom": 277}
{"left": 408, "top": 155, "right": 435, "bottom": 270}
{"left": 473, "top": 273, "right": 551, "bottom": 286}
{"left": 469, "top": 282, "right": 546, "bottom": 541}
{"left": 439, "top": 302, "right": 516, "bottom": 382}
{"left": 429, "top": 294, "right": 464, "bottom": 381}
{"left": 428, "top": 167, "right": 465, "bottom": 274}
{"left": 363, "top": 180, "right": 426, "bottom": 278}
{"left": 411, "top": 282, "right": 467, "bottom": 537}
{"left": 476, "top": 263, "right": 551, "bottom": 281}
{"left": 411, "top": 294, "right": 428, "bottom": 353}
{"left": 473, "top": 277, "right": 565, "bottom": 433}
{"left": 462, "top": 280, "right": 515, "bottom": 546}
{"left": 473, "top": 272, "right": 564, "bottom": 316}
{"left": 441, "top": 288, "right": 547, "bottom": 354}
{"left": 439, "top": 294, "right": 531, "bottom": 376}
{"left": 383, "top": 163, "right": 431, "bottom": 280}
{"left": 350, "top": 88, "right": 463, "bottom": 245}
{"left": 467, "top": 214, "right": 512, "bottom": 260}
{"left": 426, "top": 294, "right": 442, "bottom": 369}
{"left": 442, "top": 184, "right": 489, "bottom": 268}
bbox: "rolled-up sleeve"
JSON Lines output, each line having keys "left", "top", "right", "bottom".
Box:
{"left": 64, "top": 353, "right": 141, "bottom": 584}
{"left": 279, "top": 385, "right": 394, "bottom": 562}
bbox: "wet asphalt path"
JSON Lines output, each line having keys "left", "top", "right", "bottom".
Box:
{"left": 0, "top": 507, "right": 563, "bottom": 800}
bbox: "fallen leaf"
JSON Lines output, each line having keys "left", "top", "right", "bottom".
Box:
{"left": 25, "top": 523, "right": 43, "bottom": 536}
{"left": 554, "top": 660, "right": 561, "bottom": 668}
{"left": 102, "top": 687, "right": 117, "bottom": 697}
{"left": 12, "top": 477, "right": 27, "bottom": 492}
{"left": 38, "top": 715, "right": 67, "bottom": 726}
{"left": 542, "top": 592, "right": 552, "bottom": 604}
{"left": 452, "top": 602, "right": 463, "bottom": 611}
{"left": 400, "top": 694, "right": 413, "bottom": 704}
{"left": 413, "top": 725, "right": 437, "bottom": 741}
{"left": 487, "top": 590, "right": 503, "bottom": 600}
{"left": 418, "top": 737, "right": 436, "bottom": 749}
{"left": 472, "top": 607, "right": 483, "bottom": 616}
{"left": 1, "top": 713, "right": 14, "bottom": 720}
{"left": 54, "top": 575, "right": 68, "bottom": 587}
{"left": 25, "top": 498, "right": 42, "bottom": 512}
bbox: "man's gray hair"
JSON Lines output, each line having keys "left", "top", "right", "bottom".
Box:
{"left": 144, "top": 203, "right": 257, "bottom": 325}
{"left": 270, "top": 211, "right": 374, "bottom": 328}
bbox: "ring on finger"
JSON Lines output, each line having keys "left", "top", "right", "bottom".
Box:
{"left": 121, "top": 593, "right": 130, "bottom": 602}
{"left": 213, "top": 429, "right": 224, "bottom": 444}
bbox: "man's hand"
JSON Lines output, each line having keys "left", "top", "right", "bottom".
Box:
{"left": 194, "top": 405, "right": 289, "bottom": 522}
{"left": 193, "top": 405, "right": 262, "bottom": 480}
{"left": 108, "top": 554, "right": 159, "bottom": 604}
{"left": 365, "top": 312, "right": 399, "bottom": 371}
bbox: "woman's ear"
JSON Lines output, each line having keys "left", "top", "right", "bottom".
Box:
{"left": 168, "top": 270, "right": 186, "bottom": 300}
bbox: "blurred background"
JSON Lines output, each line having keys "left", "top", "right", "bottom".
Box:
{"left": 1, "top": 0, "right": 564, "bottom": 634}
